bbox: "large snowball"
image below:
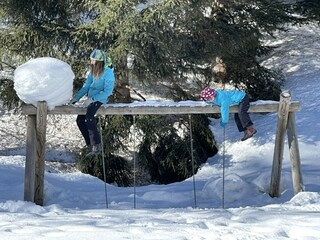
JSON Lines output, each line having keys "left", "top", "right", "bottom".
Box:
{"left": 14, "top": 57, "right": 74, "bottom": 110}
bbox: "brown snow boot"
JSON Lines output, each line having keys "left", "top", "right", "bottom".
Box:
{"left": 241, "top": 125, "right": 257, "bottom": 141}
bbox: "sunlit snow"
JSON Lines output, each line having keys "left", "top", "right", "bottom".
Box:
{"left": 1, "top": 24, "right": 320, "bottom": 240}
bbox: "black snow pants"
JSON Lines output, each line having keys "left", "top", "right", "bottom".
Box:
{"left": 76, "top": 101, "right": 102, "bottom": 146}
{"left": 234, "top": 94, "right": 253, "bottom": 132}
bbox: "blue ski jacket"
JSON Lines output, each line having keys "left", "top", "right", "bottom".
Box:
{"left": 74, "top": 66, "right": 115, "bottom": 104}
{"left": 207, "top": 90, "right": 245, "bottom": 124}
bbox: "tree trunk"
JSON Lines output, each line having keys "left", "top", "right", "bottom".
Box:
{"left": 114, "top": 56, "right": 131, "bottom": 103}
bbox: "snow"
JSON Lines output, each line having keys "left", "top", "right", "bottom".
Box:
{"left": 1, "top": 24, "right": 320, "bottom": 239}
{"left": 13, "top": 57, "right": 74, "bottom": 110}
{"left": 102, "top": 100, "right": 279, "bottom": 108}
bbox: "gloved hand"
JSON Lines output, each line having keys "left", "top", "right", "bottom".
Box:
{"left": 70, "top": 97, "right": 77, "bottom": 104}
{"left": 220, "top": 121, "right": 227, "bottom": 128}
{"left": 84, "top": 98, "right": 93, "bottom": 106}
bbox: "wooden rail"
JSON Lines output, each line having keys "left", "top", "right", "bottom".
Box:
{"left": 22, "top": 92, "right": 303, "bottom": 206}
{"left": 22, "top": 100, "right": 301, "bottom": 115}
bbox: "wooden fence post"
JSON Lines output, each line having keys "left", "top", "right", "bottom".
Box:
{"left": 269, "top": 91, "right": 291, "bottom": 197}
{"left": 24, "top": 115, "right": 37, "bottom": 202}
{"left": 287, "top": 112, "right": 303, "bottom": 195}
{"left": 34, "top": 101, "right": 48, "bottom": 206}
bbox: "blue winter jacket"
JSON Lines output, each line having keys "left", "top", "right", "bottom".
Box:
{"left": 207, "top": 90, "right": 245, "bottom": 124}
{"left": 74, "top": 66, "right": 115, "bottom": 104}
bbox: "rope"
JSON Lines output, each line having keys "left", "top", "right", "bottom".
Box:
{"left": 189, "top": 115, "right": 197, "bottom": 208}
{"left": 133, "top": 115, "right": 137, "bottom": 209}
{"left": 98, "top": 116, "right": 108, "bottom": 209}
{"left": 222, "top": 127, "right": 226, "bottom": 209}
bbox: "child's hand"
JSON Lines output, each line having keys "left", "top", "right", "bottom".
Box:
{"left": 220, "top": 121, "right": 227, "bottom": 128}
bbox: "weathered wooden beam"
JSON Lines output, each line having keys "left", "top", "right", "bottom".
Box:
{"left": 269, "top": 91, "right": 291, "bottom": 198}
{"left": 287, "top": 112, "right": 303, "bottom": 195}
{"left": 21, "top": 101, "right": 301, "bottom": 115}
{"left": 34, "top": 101, "right": 47, "bottom": 206}
{"left": 24, "top": 115, "right": 36, "bottom": 202}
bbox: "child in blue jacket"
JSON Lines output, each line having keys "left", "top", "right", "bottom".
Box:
{"left": 200, "top": 87, "right": 257, "bottom": 141}
{"left": 71, "top": 49, "right": 115, "bottom": 156}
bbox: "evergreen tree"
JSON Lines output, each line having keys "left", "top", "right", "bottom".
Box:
{"left": 0, "top": 0, "right": 309, "bottom": 186}
{"left": 0, "top": 0, "right": 93, "bottom": 108}
{"left": 111, "top": 0, "right": 296, "bottom": 100}
{"left": 0, "top": 0, "right": 90, "bottom": 65}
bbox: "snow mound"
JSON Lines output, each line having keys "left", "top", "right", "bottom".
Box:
{"left": 13, "top": 57, "right": 74, "bottom": 110}
{"left": 288, "top": 192, "right": 320, "bottom": 206}
{"left": 0, "top": 200, "right": 47, "bottom": 214}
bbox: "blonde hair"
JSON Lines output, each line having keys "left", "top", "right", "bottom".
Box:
{"left": 90, "top": 61, "right": 105, "bottom": 78}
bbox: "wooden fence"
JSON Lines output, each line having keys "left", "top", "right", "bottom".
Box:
{"left": 21, "top": 90, "right": 302, "bottom": 206}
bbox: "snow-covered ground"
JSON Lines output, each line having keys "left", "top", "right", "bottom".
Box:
{"left": 0, "top": 23, "right": 320, "bottom": 239}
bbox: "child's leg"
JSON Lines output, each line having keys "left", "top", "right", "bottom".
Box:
{"left": 85, "top": 101, "right": 103, "bottom": 146}
{"left": 235, "top": 113, "right": 246, "bottom": 132}
{"left": 234, "top": 113, "right": 246, "bottom": 132}
{"left": 237, "top": 94, "right": 253, "bottom": 129}
{"left": 76, "top": 115, "right": 91, "bottom": 146}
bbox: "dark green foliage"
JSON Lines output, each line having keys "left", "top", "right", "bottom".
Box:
{"left": 226, "top": 64, "right": 284, "bottom": 100}
{"left": 99, "top": 115, "right": 132, "bottom": 154}
{"left": 293, "top": 0, "right": 320, "bottom": 22}
{"left": 77, "top": 115, "right": 133, "bottom": 186}
{"left": 0, "top": 80, "right": 20, "bottom": 110}
{"left": 191, "top": 115, "right": 218, "bottom": 160}
{"left": 136, "top": 115, "right": 217, "bottom": 184}
{"left": 76, "top": 114, "right": 217, "bottom": 186}
{"left": 77, "top": 151, "right": 132, "bottom": 187}
{"left": 0, "top": 0, "right": 93, "bottom": 109}
{"left": 122, "top": 0, "right": 295, "bottom": 101}
{"left": 0, "top": 0, "right": 90, "bottom": 60}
